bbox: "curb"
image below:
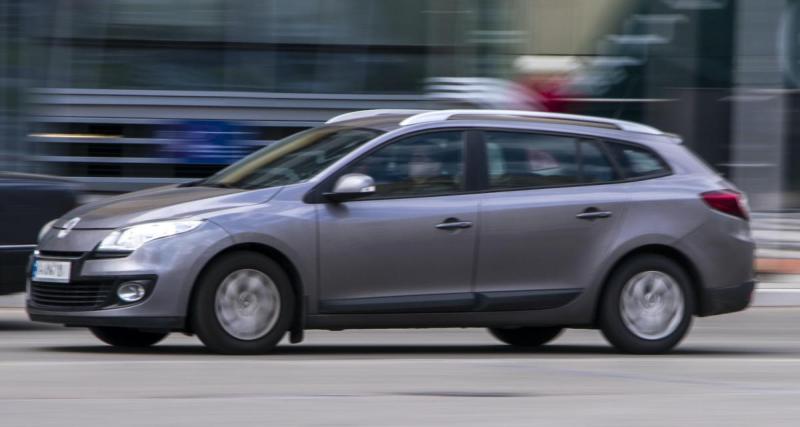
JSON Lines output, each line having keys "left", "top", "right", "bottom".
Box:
{"left": 751, "top": 286, "right": 800, "bottom": 307}
{"left": 756, "top": 258, "right": 800, "bottom": 275}
{"left": 0, "top": 293, "right": 24, "bottom": 308}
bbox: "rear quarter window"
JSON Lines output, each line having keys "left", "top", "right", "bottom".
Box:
{"left": 606, "top": 143, "right": 670, "bottom": 179}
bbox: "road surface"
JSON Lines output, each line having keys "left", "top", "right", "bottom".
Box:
{"left": 0, "top": 307, "right": 798, "bottom": 426}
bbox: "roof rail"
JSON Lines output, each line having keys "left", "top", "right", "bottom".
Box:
{"left": 326, "top": 109, "right": 430, "bottom": 124}
{"left": 398, "top": 109, "right": 663, "bottom": 135}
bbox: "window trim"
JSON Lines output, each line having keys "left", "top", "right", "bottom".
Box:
{"left": 303, "top": 127, "right": 675, "bottom": 203}
{"left": 304, "top": 129, "right": 478, "bottom": 203}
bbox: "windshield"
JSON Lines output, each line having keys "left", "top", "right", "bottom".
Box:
{"left": 200, "top": 126, "right": 382, "bottom": 189}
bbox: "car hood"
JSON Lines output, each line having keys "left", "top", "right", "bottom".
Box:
{"left": 54, "top": 184, "right": 282, "bottom": 230}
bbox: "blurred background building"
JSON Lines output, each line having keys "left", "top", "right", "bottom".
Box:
{"left": 0, "top": 0, "right": 796, "bottom": 212}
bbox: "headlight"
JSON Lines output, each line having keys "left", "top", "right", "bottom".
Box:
{"left": 97, "top": 220, "right": 204, "bottom": 252}
{"left": 38, "top": 219, "right": 57, "bottom": 242}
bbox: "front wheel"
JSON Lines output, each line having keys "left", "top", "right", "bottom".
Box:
{"left": 599, "top": 254, "right": 694, "bottom": 354}
{"left": 191, "top": 251, "right": 295, "bottom": 354}
{"left": 90, "top": 327, "right": 168, "bottom": 348}
{"left": 488, "top": 326, "right": 563, "bottom": 348}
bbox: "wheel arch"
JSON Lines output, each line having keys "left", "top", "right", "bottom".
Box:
{"left": 186, "top": 242, "right": 305, "bottom": 341}
{"left": 593, "top": 244, "right": 704, "bottom": 325}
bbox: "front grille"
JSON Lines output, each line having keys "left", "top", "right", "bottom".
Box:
{"left": 37, "top": 251, "right": 86, "bottom": 259}
{"left": 30, "top": 281, "right": 115, "bottom": 309}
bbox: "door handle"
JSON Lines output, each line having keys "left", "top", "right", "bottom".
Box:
{"left": 576, "top": 208, "right": 612, "bottom": 220}
{"left": 435, "top": 218, "right": 473, "bottom": 230}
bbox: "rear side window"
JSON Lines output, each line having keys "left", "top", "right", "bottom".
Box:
{"left": 485, "top": 131, "right": 580, "bottom": 190}
{"left": 606, "top": 143, "right": 669, "bottom": 178}
{"left": 483, "top": 131, "right": 619, "bottom": 190}
{"left": 581, "top": 140, "right": 618, "bottom": 183}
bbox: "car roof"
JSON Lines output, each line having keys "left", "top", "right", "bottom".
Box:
{"left": 325, "top": 109, "right": 680, "bottom": 144}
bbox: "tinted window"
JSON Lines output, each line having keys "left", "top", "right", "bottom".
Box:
{"left": 607, "top": 143, "right": 669, "bottom": 178}
{"left": 581, "top": 141, "right": 618, "bottom": 183}
{"left": 485, "top": 131, "right": 580, "bottom": 190}
{"left": 344, "top": 131, "right": 465, "bottom": 198}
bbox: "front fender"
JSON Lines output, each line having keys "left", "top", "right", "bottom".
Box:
{"left": 205, "top": 201, "right": 319, "bottom": 312}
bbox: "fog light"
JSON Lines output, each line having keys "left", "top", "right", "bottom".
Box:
{"left": 117, "top": 282, "right": 146, "bottom": 303}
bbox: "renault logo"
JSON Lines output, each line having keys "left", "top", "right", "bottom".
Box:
{"left": 57, "top": 217, "right": 81, "bottom": 238}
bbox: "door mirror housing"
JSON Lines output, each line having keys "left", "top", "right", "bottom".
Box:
{"left": 324, "top": 173, "right": 376, "bottom": 202}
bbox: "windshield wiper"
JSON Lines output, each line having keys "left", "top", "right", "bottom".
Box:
{"left": 194, "top": 181, "right": 242, "bottom": 189}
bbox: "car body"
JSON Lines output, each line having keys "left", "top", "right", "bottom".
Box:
{"left": 26, "top": 109, "right": 755, "bottom": 354}
{"left": 0, "top": 172, "right": 81, "bottom": 295}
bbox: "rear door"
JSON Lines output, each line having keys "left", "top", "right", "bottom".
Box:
{"left": 473, "top": 131, "right": 629, "bottom": 310}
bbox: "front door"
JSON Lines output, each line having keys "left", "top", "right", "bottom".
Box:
{"left": 317, "top": 130, "right": 478, "bottom": 314}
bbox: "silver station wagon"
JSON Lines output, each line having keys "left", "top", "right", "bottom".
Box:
{"left": 27, "top": 109, "right": 755, "bottom": 354}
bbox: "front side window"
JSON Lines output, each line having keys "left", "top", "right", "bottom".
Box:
{"left": 342, "top": 131, "right": 465, "bottom": 198}
{"left": 201, "top": 126, "right": 382, "bottom": 189}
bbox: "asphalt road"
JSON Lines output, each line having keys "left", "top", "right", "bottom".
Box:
{"left": 0, "top": 308, "right": 798, "bottom": 426}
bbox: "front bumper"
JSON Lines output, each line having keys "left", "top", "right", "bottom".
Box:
{"left": 27, "top": 311, "right": 184, "bottom": 331}
{"left": 698, "top": 280, "right": 756, "bottom": 316}
{"left": 26, "top": 221, "right": 234, "bottom": 331}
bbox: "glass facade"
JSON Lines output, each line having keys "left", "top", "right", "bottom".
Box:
{"left": 29, "top": 0, "right": 497, "bottom": 93}
{"left": 0, "top": 0, "right": 27, "bottom": 171}
{"left": 3, "top": 0, "right": 800, "bottom": 209}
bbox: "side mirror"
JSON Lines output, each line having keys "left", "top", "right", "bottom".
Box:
{"left": 324, "top": 173, "right": 376, "bottom": 203}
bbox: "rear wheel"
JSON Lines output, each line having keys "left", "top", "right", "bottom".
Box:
{"left": 599, "top": 254, "right": 694, "bottom": 354}
{"left": 488, "top": 326, "right": 563, "bottom": 348}
{"left": 191, "top": 251, "right": 294, "bottom": 354}
{"left": 90, "top": 327, "right": 167, "bottom": 348}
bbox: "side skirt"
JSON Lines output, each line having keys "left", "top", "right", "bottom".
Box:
{"left": 312, "top": 289, "right": 583, "bottom": 329}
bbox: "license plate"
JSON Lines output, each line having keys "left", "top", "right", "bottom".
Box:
{"left": 32, "top": 259, "right": 71, "bottom": 283}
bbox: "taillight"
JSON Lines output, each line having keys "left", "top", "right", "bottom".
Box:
{"left": 701, "top": 190, "right": 749, "bottom": 220}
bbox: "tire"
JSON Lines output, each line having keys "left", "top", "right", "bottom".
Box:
{"left": 191, "top": 251, "right": 295, "bottom": 354}
{"left": 488, "top": 326, "right": 563, "bottom": 348}
{"left": 599, "top": 254, "right": 694, "bottom": 354}
{"left": 90, "top": 327, "right": 168, "bottom": 348}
